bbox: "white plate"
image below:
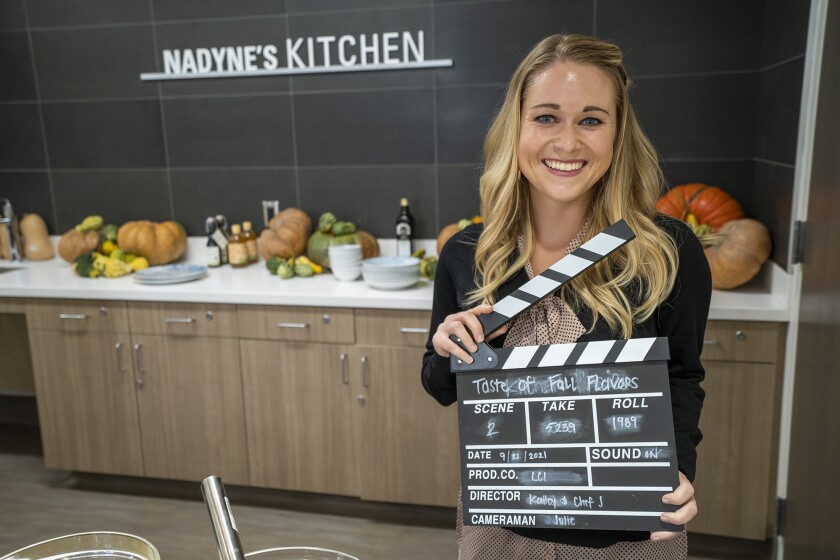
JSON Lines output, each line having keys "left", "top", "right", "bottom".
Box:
{"left": 133, "top": 264, "right": 208, "bottom": 285}
{"left": 364, "top": 277, "right": 419, "bottom": 290}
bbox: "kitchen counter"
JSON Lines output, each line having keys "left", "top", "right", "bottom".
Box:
{"left": 0, "top": 237, "right": 791, "bottom": 320}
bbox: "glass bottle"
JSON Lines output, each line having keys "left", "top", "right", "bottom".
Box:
{"left": 205, "top": 217, "right": 221, "bottom": 268}
{"left": 242, "top": 221, "right": 259, "bottom": 263}
{"left": 228, "top": 224, "right": 249, "bottom": 268}
{"left": 214, "top": 214, "right": 230, "bottom": 264}
{"left": 395, "top": 197, "right": 415, "bottom": 257}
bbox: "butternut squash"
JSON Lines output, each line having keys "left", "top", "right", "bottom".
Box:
{"left": 19, "top": 214, "right": 54, "bottom": 260}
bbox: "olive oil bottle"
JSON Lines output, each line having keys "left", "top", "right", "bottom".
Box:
{"left": 228, "top": 224, "right": 249, "bottom": 268}
{"left": 242, "top": 221, "right": 259, "bottom": 263}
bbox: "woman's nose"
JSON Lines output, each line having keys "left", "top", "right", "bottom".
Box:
{"left": 552, "top": 124, "right": 580, "bottom": 152}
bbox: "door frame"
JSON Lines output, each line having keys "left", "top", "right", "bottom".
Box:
{"left": 774, "top": 0, "right": 830, "bottom": 558}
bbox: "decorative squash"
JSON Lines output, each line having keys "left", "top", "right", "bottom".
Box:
{"left": 257, "top": 208, "right": 312, "bottom": 260}
{"left": 437, "top": 216, "right": 482, "bottom": 255}
{"left": 20, "top": 214, "right": 54, "bottom": 260}
{"left": 307, "top": 229, "right": 380, "bottom": 269}
{"left": 117, "top": 220, "right": 187, "bottom": 265}
{"left": 58, "top": 229, "right": 100, "bottom": 263}
{"left": 657, "top": 183, "right": 745, "bottom": 232}
{"left": 436, "top": 223, "right": 462, "bottom": 255}
{"left": 704, "top": 218, "right": 772, "bottom": 289}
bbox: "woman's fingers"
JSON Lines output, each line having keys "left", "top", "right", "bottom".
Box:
{"left": 650, "top": 472, "right": 697, "bottom": 541}
{"left": 432, "top": 304, "right": 497, "bottom": 364}
{"left": 486, "top": 322, "right": 510, "bottom": 342}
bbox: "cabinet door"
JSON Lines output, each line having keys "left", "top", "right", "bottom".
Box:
{"left": 28, "top": 330, "right": 143, "bottom": 475}
{"left": 132, "top": 335, "right": 249, "bottom": 484}
{"left": 690, "top": 361, "right": 778, "bottom": 539}
{"left": 352, "top": 346, "right": 460, "bottom": 507}
{"left": 240, "top": 340, "right": 357, "bottom": 496}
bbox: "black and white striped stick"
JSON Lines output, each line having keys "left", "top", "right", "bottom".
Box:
{"left": 449, "top": 219, "right": 635, "bottom": 371}
{"left": 477, "top": 219, "right": 635, "bottom": 338}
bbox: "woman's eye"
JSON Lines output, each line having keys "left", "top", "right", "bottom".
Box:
{"left": 535, "top": 114, "right": 555, "bottom": 124}
{"left": 580, "top": 117, "right": 602, "bottom": 126}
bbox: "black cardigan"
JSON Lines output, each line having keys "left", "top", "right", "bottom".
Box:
{"left": 420, "top": 215, "right": 711, "bottom": 548}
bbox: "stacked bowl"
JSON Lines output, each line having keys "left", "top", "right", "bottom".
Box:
{"left": 328, "top": 244, "right": 363, "bottom": 281}
{"left": 361, "top": 256, "right": 420, "bottom": 290}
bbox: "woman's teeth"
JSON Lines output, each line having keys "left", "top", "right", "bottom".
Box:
{"left": 544, "top": 160, "right": 584, "bottom": 171}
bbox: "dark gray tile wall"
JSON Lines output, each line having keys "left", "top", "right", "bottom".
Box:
{"left": 0, "top": 0, "right": 810, "bottom": 264}
{"left": 753, "top": 0, "right": 810, "bottom": 268}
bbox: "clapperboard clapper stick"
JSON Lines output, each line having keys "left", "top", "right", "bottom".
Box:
{"left": 448, "top": 219, "right": 636, "bottom": 365}
{"left": 448, "top": 219, "right": 684, "bottom": 532}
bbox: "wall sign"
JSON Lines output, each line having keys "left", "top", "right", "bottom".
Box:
{"left": 140, "top": 30, "right": 452, "bottom": 81}
{"left": 453, "top": 338, "right": 682, "bottom": 532}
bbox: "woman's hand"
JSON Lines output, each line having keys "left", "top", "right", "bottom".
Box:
{"left": 432, "top": 304, "right": 509, "bottom": 364}
{"left": 651, "top": 471, "right": 697, "bottom": 541}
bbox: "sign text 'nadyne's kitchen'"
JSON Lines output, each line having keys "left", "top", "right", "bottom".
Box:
{"left": 140, "top": 30, "right": 452, "bottom": 81}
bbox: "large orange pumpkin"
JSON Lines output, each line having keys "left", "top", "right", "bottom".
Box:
{"left": 704, "top": 218, "right": 772, "bottom": 289}
{"left": 657, "top": 183, "right": 744, "bottom": 232}
{"left": 117, "top": 220, "right": 187, "bottom": 265}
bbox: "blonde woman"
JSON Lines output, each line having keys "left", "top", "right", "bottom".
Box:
{"left": 421, "top": 34, "right": 711, "bottom": 559}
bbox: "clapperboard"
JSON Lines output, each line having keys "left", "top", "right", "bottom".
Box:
{"left": 450, "top": 220, "right": 682, "bottom": 532}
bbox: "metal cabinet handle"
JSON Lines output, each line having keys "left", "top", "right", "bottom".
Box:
{"left": 361, "top": 355, "right": 369, "bottom": 388}
{"left": 132, "top": 343, "right": 145, "bottom": 388}
{"left": 165, "top": 317, "right": 196, "bottom": 323}
{"left": 703, "top": 339, "right": 718, "bottom": 345}
{"left": 399, "top": 327, "right": 429, "bottom": 334}
{"left": 59, "top": 313, "right": 87, "bottom": 320}
{"left": 277, "top": 322, "right": 309, "bottom": 329}
{"left": 115, "top": 342, "right": 127, "bottom": 374}
{"left": 735, "top": 330, "right": 747, "bottom": 341}
{"left": 340, "top": 353, "right": 349, "bottom": 385}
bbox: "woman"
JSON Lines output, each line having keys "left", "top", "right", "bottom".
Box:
{"left": 421, "top": 34, "right": 711, "bottom": 559}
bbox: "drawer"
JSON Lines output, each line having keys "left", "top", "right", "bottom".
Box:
{"left": 355, "top": 309, "right": 431, "bottom": 348}
{"left": 0, "top": 297, "right": 26, "bottom": 314}
{"left": 26, "top": 299, "right": 129, "bottom": 333}
{"left": 237, "top": 305, "right": 354, "bottom": 343}
{"left": 128, "top": 302, "right": 238, "bottom": 337}
{"left": 702, "top": 320, "right": 786, "bottom": 364}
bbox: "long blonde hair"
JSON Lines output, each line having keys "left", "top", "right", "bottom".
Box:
{"left": 469, "top": 34, "right": 678, "bottom": 338}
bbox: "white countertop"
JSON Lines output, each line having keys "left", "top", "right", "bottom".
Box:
{"left": 0, "top": 237, "right": 791, "bottom": 320}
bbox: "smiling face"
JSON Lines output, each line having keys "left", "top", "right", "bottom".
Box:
{"left": 518, "top": 60, "right": 617, "bottom": 215}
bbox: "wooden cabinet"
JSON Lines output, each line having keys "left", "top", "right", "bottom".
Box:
{"left": 26, "top": 300, "right": 143, "bottom": 476}
{"left": 691, "top": 320, "right": 786, "bottom": 540}
{"left": 351, "top": 344, "right": 460, "bottom": 507}
{"left": 353, "top": 309, "right": 460, "bottom": 508}
{"left": 26, "top": 299, "right": 248, "bottom": 484}
{"left": 238, "top": 306, "right": 459, "bottom": 507}
{"left": 0, "top": 297, "right": 35, "bottom": 394}
{"left": 240, "top": 340, "right": 356, "bottom": 496}
{"left": 126, "top": 302, "right": 248, "bottom": 484}
{"left": 19, "top": 295, "right": 787, "bottom": 526}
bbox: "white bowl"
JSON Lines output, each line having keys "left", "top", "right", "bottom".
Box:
{"left": 332, "top": 265, "right": 362, "bottom": 282}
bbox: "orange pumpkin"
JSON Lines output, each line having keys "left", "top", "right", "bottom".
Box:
{"left": 704, "top": 218, "right": 771, "bottom": 289}
{"left": 257, "top": 207, "right": 312, "bottom": 260}
{"left": 117, "top": 220, "right": 187, "bottom": 265}
{"left": 436, "top": 223, "right": 462, "bottom": 255}
{"left": 436, "top": 216, "right": 482, "bottom": 255}
{"left": 657, "top": 183, "right": 745, "bottom": 232}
